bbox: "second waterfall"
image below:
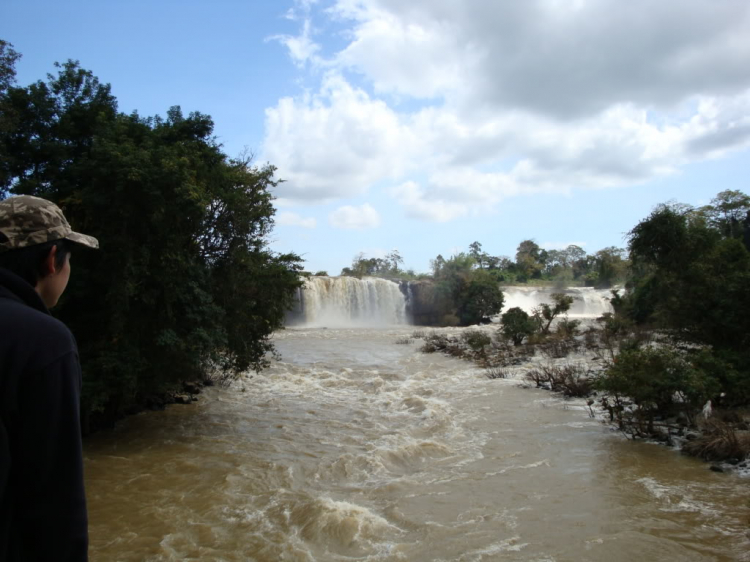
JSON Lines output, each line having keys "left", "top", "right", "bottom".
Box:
{"left": 290, "top": 276, "right": 408, "bottom": 327}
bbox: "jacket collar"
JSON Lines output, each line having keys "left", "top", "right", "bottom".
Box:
{"left": 0, "top": 267, "right": 50, "bottom": 315}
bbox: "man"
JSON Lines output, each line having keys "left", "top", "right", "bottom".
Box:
{"left": 0, "top": 195, "right": 98, "bottom": 561}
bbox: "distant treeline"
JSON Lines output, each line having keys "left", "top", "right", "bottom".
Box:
{"left": 0, "top": 41, "right": 303, "bottom": 430}
{"left": 341, "top": 239, "right": 629, "bottom": 288}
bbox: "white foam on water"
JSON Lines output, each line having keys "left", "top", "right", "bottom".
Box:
{"left": 636, "top": 476, "right": 673, "bottom": 500}
{"left": 435, "top": 536, "right": 529, "bottom": 561}
{"left": 636, "top": 477, "right": 726, "bottom": 518}
{"left": 485, "top": 458, "right": 551, "bottom": 477}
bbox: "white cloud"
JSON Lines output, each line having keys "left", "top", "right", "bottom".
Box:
{"left": 389, "top": 181, "right": 468, "bottom": 222}
{"left": 268, "top": 19, "right": 321, "bottom": 68}
{"left": 277, "top": 211, "right": 317, "bottom": 228}
{"left": 329, "top": 203, "right": 381, "bottom": 229}
{"left": 263, "top": 0, "right": 750, "bottom": 221}
{"left": 329, "top": 0, "right": 750, "bottom": 117}
{"left": 262, "top": 73, "right": 421, "bottom": 203}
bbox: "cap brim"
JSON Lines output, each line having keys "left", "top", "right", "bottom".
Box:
{"left": 66, "top": 231, "right": 99, "bottom": 250}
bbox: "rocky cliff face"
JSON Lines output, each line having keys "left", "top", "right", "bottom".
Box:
{"left": 400, "top": 280, "right": 446, "bottom": 326}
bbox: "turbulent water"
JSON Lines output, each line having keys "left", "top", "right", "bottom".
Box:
{"left": 84, "top": 326, "right": 749, "bottom": 561}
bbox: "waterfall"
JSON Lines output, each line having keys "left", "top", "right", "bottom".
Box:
{"left": 501, "top": 286, "right": 615, "bottom": 318}
{"left": 289, "top": 276, "right": 409, "bottom": 327}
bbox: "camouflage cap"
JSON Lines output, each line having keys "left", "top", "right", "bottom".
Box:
{"left": 0, "top": 195, "right": 99, "bottom": 253}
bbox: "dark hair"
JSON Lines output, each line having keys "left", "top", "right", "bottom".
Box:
{"left": 0, "top": 239, "right": 72, "bottom": 287}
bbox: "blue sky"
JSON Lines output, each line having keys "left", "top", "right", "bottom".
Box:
{"left": 3, "top": 0, "right": 750, "bottom": 274}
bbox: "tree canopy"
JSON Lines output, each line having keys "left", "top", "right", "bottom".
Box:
{"left": 0, "top": 51, "right": 302, "bottom": 428}
{"left": 609, "top": 194, "right": 750, "bottom": 407}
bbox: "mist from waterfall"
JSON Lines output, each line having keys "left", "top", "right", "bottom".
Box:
{"left": 291, "top": 276, "right": 408, "bottom": 327}
{"left": 501, "top": 286, "right": 615, "bottom": 318}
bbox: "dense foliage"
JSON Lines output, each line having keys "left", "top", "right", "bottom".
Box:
{"left": 500, "top": 307, "right": 536, "bottom": 346}
{"left": 0, "top": 46, "right": 303, "bottom": 428}
{"left": 599, "top": 190, "right": 750, "bottom": 416}
{"left": 430, "top": 254, "right": 505, "bottom": 326}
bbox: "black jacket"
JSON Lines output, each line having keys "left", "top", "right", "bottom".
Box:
{"left": 0, "top": 268, "right": 88, "bottom": 561}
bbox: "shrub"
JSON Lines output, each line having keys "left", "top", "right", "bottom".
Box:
{"left": 682, "top": 419, "right": 750, "bottom": 461}
{"left": 596, "top": 347, "right": 721, "bottom": 431}
{"left": 485, "top": 367, "right": 511, "bottom": 380}
{"left": 555, "top": 318, "right": 581, "bottom": 338}
{"left": 463, "top": 330, "right": 492, "bottom": 351}
{"left": 420, "top": 333, "right": 452, "bottom": 353}
{"left": 501, "top": 307, "right": 537, "bottom": 346}
{"left": 533, "top": 293, "right": 576, "bottom": 334}
{"left": 539, "top": 337, "right": 581, "bottom": 359}
{"left": 525, "top": 364, "right": 596, "bottom": 397}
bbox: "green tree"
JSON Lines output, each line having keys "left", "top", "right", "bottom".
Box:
{"left": 533, "top": 292, "right": 575, "bottom": 334}
{"left": 623, "top": 197, "right": 750, "bottom": 406}
{"left": 469, "top": 241, "right": 489, "bottom": 269}
{"left": 596, "top": 347, "right": 720, "bottom": 433}
{"left": 515, "top": 239, "right": 543, "bottom": 280}
{"left": 386, "top": 249, "right": 403, "bottom": 274}
{"left": 0, "top": 40, "right": 20, "bottom": 94}
{"left": 457, "top": 269, "right": 504, "bottom": 325}
{"left": 593, "top": 246, "right": 628, "bottom": 288}
{"left": 0, "top": 40, "right": 21, "bottom": 190}
{"left": 701, "top": 190, "right": 750, "bottom": 239}
{"left": 501, "top": 307, "right": 537, "bottom": 346}
{"left": 1, "top": 58, "right": 302, "bottom": 426}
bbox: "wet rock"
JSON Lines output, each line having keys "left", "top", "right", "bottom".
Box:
{"left": 191, "top": 395, "right": 199, "bottom": 402}
{"left": 727, "top": 457, "right": 741, "bottom": 465}
{"left": 684, "top": 432, "right": 699, "bottom": 441}
{"left": 144, "top": 395, "right": 167, "bottom": 411}
{"left": 173, "top": 393, "right": 192, "bottom": 405}
{"left": 709, "top": 465, "right": 724, "bottom": 473}
{"left": 183, "top": 381, "right": 202, "bottom": 394}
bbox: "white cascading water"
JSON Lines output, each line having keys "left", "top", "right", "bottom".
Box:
{"left": 296, "top": 276, "right": 408, "bottom": 326}
{"left": 501, "top": 286, "right": 616, "bottom": 317}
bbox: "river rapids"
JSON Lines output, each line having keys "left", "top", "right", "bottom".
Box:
{"left": 84, "top": 326, "right": 750, "bottom": 561}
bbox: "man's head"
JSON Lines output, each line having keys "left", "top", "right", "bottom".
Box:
{"left": 0, "top": 195, "right": 98, "bottom": 307}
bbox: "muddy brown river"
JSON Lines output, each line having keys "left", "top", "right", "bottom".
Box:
{"left": 84, "top": 327, "right": 750, "bottom": 561}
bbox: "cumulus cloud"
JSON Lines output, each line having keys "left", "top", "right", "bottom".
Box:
{"left": 329, "top": 203, "right": 381, "bottom": 229}
{"left": 263, "top": 73, "right": 421, "bottom": 202}
{"left": 263, "top": 0, "right": 750, "bottom": 220}
{"left": 276, "top": 211, "right": 317, "bottom": 228}
{"left": 330, "top": 0, "right": 750, "bottom": 118}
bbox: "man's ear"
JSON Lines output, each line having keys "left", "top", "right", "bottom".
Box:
{"left": 42, "top": 245, "right": 59, "bottom": 277}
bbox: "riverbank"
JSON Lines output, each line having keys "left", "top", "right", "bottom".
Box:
{"left": 82, "top": 378, "right": 211, "bottom": 436}
{"left": 402, "top": 323, "right": 750, "bottom": 474}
